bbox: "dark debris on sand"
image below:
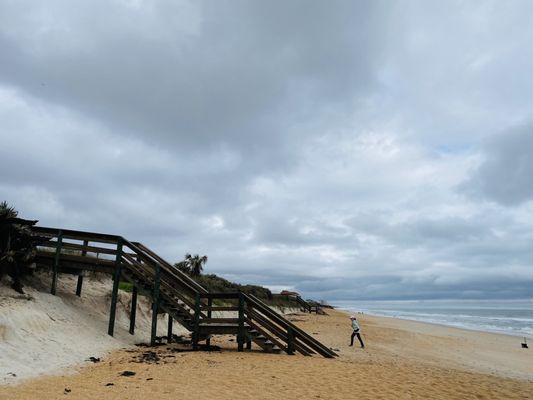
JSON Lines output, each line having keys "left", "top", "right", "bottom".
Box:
{"left": 135, "top": 334, "right": 193, "bottom": 347}
{"left": 137, "top": 351, "right": 161, "bottom": 364}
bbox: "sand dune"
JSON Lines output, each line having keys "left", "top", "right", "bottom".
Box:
{"left": 0, "top": 275, "right": 296, "bottom": 385}
{"left": 0, "top": 273, "right": 187, "bottom": 384}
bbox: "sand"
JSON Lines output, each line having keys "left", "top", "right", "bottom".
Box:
{"left": 0, "top": 273, "right": 188, "bottom": 384}
{"left": 0, "top": 274, "right": 296, "bottom": 385}
{"left": 1, "top": 306, "right": 532, "bottom": 399}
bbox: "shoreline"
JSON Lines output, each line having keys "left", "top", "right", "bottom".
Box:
{"left": 336, "top": 307, "right": 533, "bottom": 340}
{"left": 346, "top": 312, "right": 533, "bottom": 381}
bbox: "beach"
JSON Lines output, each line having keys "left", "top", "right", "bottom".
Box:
{"left": 1, "top": 309, "right": 531, "bottom": 400}
{"left": 2, "top": 3, "right": 533, "bottom": 399}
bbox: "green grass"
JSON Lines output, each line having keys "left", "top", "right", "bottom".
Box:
{"left": 118, "top": 281, "right": 134, "bottom": 292}
{"left": 190, "top": 273, "right": 303, "bottom": 309}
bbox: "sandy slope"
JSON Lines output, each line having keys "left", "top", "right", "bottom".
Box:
{"left": 1, "top": 307, "right": 531, "bottom": 400}
{"left": 0, "top": 273, "right": 187, "bottom": 384}
{"left": 0, "top": 275, "right": 297, "bottom": 386}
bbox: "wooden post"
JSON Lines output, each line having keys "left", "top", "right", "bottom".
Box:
{"left": 287, "top": 327, "right": 295, "bottom": 355}
{"left": 150, "top": 263, "right": 161, "bottom": 346}
{"left": 108, "top": 239, "right": 123, "bottom": 337}
{"left": 75, "top": 240, "right": 88, "bottom": 297}
{"left": 129, "top": 286, "right": 137, "bottom": 335}
{"left": 192, "top": 293, "right": 201, "bottom": 350}
{"left": 237, "top": 292, "right": 245, "bottom": 352}
{"left": 206, "top": 297, "right": 213, "bottom": 347}
{"left": 75, "top": 274, "right": 84, "bottom": 297}
{"left": 246, "top": 302, "right": 253, "bottom": 350}
{"left": 129, "top": 253, "right": 142, "bottom": 336}
{"left": 167, "top": 315, "right": 173, "bottom": 343}
{"left": 51, "top": 230, "right": 63, "bottom": 295}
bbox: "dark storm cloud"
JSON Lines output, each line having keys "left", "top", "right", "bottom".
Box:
{"left": 0, "top": 0, "right": 383, "bottom": 165}
{"left": 1, "top": 0, "right": 533, "bottom": 301}
{"left": 464, "top": 125, "right": 533, "bottom": 205}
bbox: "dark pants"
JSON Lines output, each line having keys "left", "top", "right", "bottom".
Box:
{"left": 350, "top": 330, "right": 364, "bottom": 348}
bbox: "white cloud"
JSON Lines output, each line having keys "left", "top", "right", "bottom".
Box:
{"left": 1, "top": 0, "right": 532, "bottom": 300}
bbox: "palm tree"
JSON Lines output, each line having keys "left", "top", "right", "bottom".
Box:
{"left": 185, "top": 253, "right": 208, "bottom": 277}
{"left": 0, "top": 201, "right": 18, "bottom": 219}
{"left": 175, "top": 253, "right": 208, "bottom": 277}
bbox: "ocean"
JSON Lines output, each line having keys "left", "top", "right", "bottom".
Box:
{"left": 334, "top": 299, "right": 533, "bottom": 339}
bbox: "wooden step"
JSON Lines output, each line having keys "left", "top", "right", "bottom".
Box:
{"left": 198, "top": 323, "right": 249, "bottom": 335}
{"left": 269, "top": 346, "right": 282, "bottom": 354}
{"left": 250, "top": 336, "right": 283, "bottom": 354}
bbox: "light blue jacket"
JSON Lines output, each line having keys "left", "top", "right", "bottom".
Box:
{"left": 351, "top": 319, "right": 360, "bottom": 332}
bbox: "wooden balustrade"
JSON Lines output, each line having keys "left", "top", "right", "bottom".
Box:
{"left": 30, "top": 225, "right": 336, "bottom": 358}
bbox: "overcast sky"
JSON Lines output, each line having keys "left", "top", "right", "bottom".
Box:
{"left": 1, "top": 0, "right": 532, "bottom": 301}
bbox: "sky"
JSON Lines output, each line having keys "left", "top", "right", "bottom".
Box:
{"left": 1, "top": 0, "right": 532, "bottom": 301}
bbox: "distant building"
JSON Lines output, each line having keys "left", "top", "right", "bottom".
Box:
{"left": 280, "top": 290, "right": 300, "bottom": 297}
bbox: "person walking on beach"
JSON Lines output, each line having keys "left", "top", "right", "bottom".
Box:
{"left": 349, "top": 315, "right": 365, "bottom": 348}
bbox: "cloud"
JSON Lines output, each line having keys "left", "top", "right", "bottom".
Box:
{"left": 463, "top": 124, "right": 533, "bottom": 205}
{"left": 0, "top": 0, "right": 384, "bottom": 168}
{"left": 1, "top": 1, "right": 533, "bottom": 301}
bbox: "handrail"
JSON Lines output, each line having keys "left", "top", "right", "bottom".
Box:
{"left": 32, "top": 226, "right": 121, "bottom": 244}
{"left": 273, "top": 293, "right": 312, "bottom": 312}
{"left": 296, "top": 296, "right": 313, "bottom": 313}
{"left": 244, "top": 293, "right": 337, "bottom": 358}
{"left": 39, "top": 240, "right": 118, "bottom": 256}
{"left": 33, "top": 225, "right": 207, "bottom": 304}
{"left": 245, "top": 309, "right": 315, "bottom": 356}
{"left": 196, "top": 291, "right": 337, "bottom": 357}
{"left": 247, "top": 319, "right": 289, "bottom": 353}
{"left": 120, "top": 256, "right": 203, "bottom": 318}
{"left": 133, "top": 242, "right": 208, "bottom": 294}
{"left": 199, "top": 292, "right": 240, "bottom": 299}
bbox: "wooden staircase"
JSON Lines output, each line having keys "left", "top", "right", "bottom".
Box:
{"left": 31, "top": 226, "right": 337, "bottom": 358}
{"left": 272, "top": 293, "right": 321, "bottom": 314}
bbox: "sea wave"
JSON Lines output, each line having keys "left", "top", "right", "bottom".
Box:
{"left": 336, "top": 300, "right": 533, "bottom": 339}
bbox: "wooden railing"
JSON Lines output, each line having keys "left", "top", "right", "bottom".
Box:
{"left": 271, "top": 293, "right": 318, "bottom": 313}
{"left": 31, "top": 226, "right": 336, "bottom": 357}
{"left": 193, "top": 292, "right": 242, "bottom": 349}
{"left": 32, "top": 226, "right": 207, "bottom": 344}
{"left": 245, "top": 293, "right": 336, "bottom": 357}
{"left": 193, "top": 292, "right": 337, "bottom": 358}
